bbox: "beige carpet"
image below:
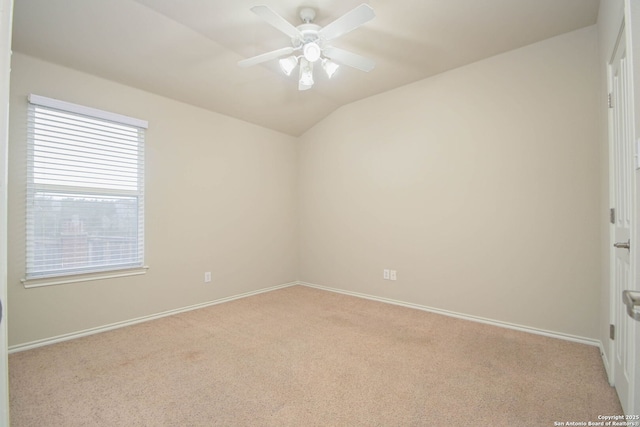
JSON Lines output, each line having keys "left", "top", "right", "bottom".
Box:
{"left": 9, "top": 285, "right": 622, "bottom": 426}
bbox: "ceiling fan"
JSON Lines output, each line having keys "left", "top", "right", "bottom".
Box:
{"left": 238, "top": 4, "right": 376, "bottom": 90}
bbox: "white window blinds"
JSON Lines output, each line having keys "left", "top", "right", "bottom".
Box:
{"left": 26, "top": 94, "right": 148, "bottom": 280}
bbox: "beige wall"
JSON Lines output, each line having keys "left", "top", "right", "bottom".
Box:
{"left": 299, "top": 26, "right": 602, "bottom": 339}
{"left": 8, "top": 53, "right": 299, "bottom": 346}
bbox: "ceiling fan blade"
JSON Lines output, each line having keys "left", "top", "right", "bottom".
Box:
{"left": 323, "top": 46, "right": 375, "bottom": 72}
{"left": 251, "top": 5, "right": 303, "bottom": 40}
{"left": 238, "top": 46, "right": 295, "bottom": 68}
{"left": 318, "top": 4, "right": 375, "bottom": 42}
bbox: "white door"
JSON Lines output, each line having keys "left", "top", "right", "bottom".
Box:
{"left": 609, "top": 20, "right": 639, "bottom": 415}
{"left": 0, "top": 0, "right": 10, "bottom": 424}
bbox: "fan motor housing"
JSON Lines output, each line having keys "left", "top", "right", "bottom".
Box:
{"left": 296, "top": 23, "right": 322, "bottom": 46}
{"left": 296, "top": 7, "right": 321, "bottom": 46}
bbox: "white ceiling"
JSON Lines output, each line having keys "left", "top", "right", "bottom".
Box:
{"left": 11, "top": 0, "right": 600, "bottom": 136}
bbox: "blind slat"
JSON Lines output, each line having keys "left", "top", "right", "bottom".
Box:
{"left": 28, "top": 126, "right": 143, "bottom": 152}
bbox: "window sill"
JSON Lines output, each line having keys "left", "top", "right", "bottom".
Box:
{"left": 21, "top": 266, "right": 149, "bottom": 289}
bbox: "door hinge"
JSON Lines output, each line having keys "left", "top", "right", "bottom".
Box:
{"left": 610, "top": 324, "right": 615, "bottom": 340}
{"left": 608, "top": 92, "right": 613, "bottom": 109}
{"left": 610, "top": 208, "right": 616, "bottom": 224}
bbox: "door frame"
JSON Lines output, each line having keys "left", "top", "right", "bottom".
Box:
{"left": 0, "top": 0, "right": 12, "bottom": 425}
{"left": 607, "top": 13, "right": 628, "bottom": 397}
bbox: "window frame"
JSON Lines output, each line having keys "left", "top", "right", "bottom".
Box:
{"left": 22, "top": 94, "right": 148, "bottom": 287}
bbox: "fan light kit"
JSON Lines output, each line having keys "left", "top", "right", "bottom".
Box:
{"left": 238, "top": 4, "right": 376, "bottom": 90}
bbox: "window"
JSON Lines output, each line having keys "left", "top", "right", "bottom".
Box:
{"left": 25, "top": 94, "right": 148, "bottom": 281}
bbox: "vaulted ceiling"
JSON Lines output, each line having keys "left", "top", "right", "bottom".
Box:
{"left": 11, "top": 0, "right": 600, "bottom": 136}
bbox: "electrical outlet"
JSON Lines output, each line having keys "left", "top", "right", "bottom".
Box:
{"left": 390, "top": 270, "right": 397, "bottom": 281}
{"left": 204, "top": 272, "right": 212, "bottom": 283}
{"left": 383, "top": 269, "right": 390, "bottom": 280}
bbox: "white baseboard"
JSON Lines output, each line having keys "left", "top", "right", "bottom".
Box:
{"left": 10, "top": 280, "right": 607, "bottom": 358}
{"left": 8, "top": 281, "right": 298, "bottom": 354}
{"left": 299, "top": 281, "right": 604, "bottom": 349}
